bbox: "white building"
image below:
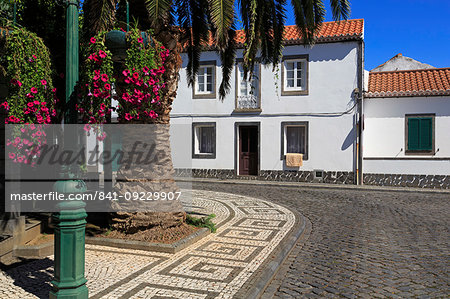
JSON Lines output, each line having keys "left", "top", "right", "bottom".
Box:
{"left": 363, "top": 68, "right": 450, "bottom": 188}
{"left": 170, "top": 19, "right": 365, "bottom": 184}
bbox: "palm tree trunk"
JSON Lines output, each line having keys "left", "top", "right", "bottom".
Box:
{"left": 110, "top": 27, "right": 185, "bottom": 234}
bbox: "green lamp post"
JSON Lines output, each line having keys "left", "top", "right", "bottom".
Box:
{"left": 49, "top": 0, "right": 88, "bottom": 298}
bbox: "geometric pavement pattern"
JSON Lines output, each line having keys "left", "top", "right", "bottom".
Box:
{"left": 0, "top": 189, "right": 296, "bottom": 298}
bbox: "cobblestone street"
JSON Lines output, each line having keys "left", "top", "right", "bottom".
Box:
{"left": 192, "top": 181, "right": 450, "bottom": 298}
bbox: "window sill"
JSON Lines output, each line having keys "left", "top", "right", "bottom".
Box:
{"left": 281, "top": 90, "right": 308, "bottom": 96}
{"left": 405, "top": 150, "right": 435, "bottom": 156}
{"left": 192, "top": 153, "right": 216, "bottom": 159}
{"left": 232, "top": 108, "right": 262, "bottom": 113}
{"left": 193, "top": 93, "right": 216, "bottom": 99}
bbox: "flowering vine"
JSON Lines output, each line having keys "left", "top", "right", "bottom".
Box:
{"left": 116, "top": 28, "right": 169, "bottom": 122}
{"left": 0, "top": 29, "right": 57, "bottom": 165}
{"left": 1, "top": 29, "right": 57, "bottom": 124}
{"left": 77, "top": 31, "right": 115, "bottom": 128}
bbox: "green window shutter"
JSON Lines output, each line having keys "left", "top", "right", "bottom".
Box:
{"left": 419, "top": 118, "right": 432, "bottom": 151}
{"left": 408, "top": 118, "right": 420, "bottom": 150}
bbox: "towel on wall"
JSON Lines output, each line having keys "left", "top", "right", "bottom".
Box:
{"left": 286, "top": 153, "right": 303, "bottom": 167}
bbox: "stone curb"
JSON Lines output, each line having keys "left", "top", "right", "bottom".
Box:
{"left": 85, "top": 227, "right": 210, "bottom": 254}
{"left": 260, "top": 217, "right": 313, "bottom": 299}
{"left": 14, "top": 242, "right": 53, "bottom": 259}
{"left": 179, "top": 177, "right": 450, "bottom": 194}
{"left": 233, "top": 204, "right": 308, "bottom": 299}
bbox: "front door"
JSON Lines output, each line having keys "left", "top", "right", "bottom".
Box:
{"left": 239, "top": 126, "right": 258, "bottom": 175}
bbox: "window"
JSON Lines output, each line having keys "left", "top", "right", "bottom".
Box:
{"left": 406, "top": 114, "right": 434, "bottom": 153}
{"left": 192, "top": 123, "right": 216, "bottom": 158}
{"left": 235, "top": 62, "right": 260, "bottom": 110}
{"left": 281, "top": 122, "right": 308, "bottom": 160}
{"left": 281, "top": 55, "right": 308, "bottom": 95}
{"left": 193, "top": 61, "right": 216, "bottom": 98}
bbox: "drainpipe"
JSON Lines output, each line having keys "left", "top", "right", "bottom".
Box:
{"left": 356, "top": 40, "right": 365, "bottom": 185}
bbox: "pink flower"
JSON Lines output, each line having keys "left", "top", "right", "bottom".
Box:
{"left": 27, "top": 102, "right": 34, "bottom": 107}
{"left": 137, "top": 37, "right": 143, "bottom": 43}
{"left": 143, "top": 66, "right": 149, "bottom": 73}
{"left": 101, "top": 74, "right": 108, "bottom": 82}
{"left": 93, "top": 89, "right": 101, "bottom": 97}
{"left": 148, "top": 110, "right": 158, "bottom": 119}
{"left": 90, "top": 37, "right": 96, "bottom": 44}
{"left": 122, "top": 69, "right": 130, "bottom": 77}
{"left": 133, "top": 72, "right": 139, "bottom": 79}
{"left": 41, "top": 80, "right": 47, "bottom": 85}
{"left": 84, "top": 124, "right": 91, "bottom": 132}
{"left": 99, "top": 50, "right": 107, "bottom": 58}
{"left": 9, "top": 153, "right": 15, "bottom": 159}
{"left": 104, "top": 83, "right": 111, "bottom": 90}
{"left": 32, "top": 55, "right": 37, "bottom": 59}
{"left": 124, "top": 113, "right": 132, "bottom": 120}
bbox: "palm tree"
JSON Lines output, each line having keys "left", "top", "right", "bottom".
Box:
{"left": 82, "top": 0, "right": 350, "bottom": 232}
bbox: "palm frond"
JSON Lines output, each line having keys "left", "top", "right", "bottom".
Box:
{"left": 82, "top": 0, "right": 118, "bottom": 39}
{"left": 178, "top": 0, "right": 210, "bottom": 86}
{"left": 330, "top": 0, "right": 350, "bottom": 21}
{"left": 208, "top": 0, "right": 234, "bottom": 50}
{"left": 218, "top": 26, "right": 236, "bottom": 99}
{"left": 145, "top": 0, "right": 173, "bottom": 27}
{"left": 290, "top": 0, "right": 325, "bottom": 44}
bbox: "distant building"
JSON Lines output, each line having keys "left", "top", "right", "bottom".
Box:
{"left": 371, "top": 53, "right": 434, "bottom": 72}
{"left": 363, "top": 68, "right": 450, "bottom": 188}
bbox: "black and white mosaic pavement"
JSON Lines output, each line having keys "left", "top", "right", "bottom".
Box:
{"left": 0, "top": 190, "right": 296, "bottom": 298}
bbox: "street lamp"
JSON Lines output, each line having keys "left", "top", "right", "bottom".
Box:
{"left": 49, "top": 1, "right": 88, "bottom": 298}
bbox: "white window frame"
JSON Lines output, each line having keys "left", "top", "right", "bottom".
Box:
{"left": 237, "top": 63, "right": 259, "bottom": 98}
{"left": 281, "top": 122, "right": 308, "bottom": 160}
{"left": 192, "top": 123, "right": 216, "bottom": 159}
{"left": 193, "top": 61, "right": 216, "bottom": 98}
{"left": 281, "top": 55, "right": 309, "bottom": 95}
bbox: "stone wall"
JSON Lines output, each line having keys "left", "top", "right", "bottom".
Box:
{"left": 175, "top": 169, "right": 355, "bottom": 185}
{"left": 363, "top": 173, "right": 450, "bottom": 189}
{"left": 175, "top": 168, "right": 450, "bottom": 189}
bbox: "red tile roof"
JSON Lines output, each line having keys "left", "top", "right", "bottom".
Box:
{"left": 365, "top": 68, "right": 450, "bottom": 98}
{"left": 182, "top": 19, "right": 363, "bottom": 50}
{"left": 232, "top": 19, "right": 364, "bottom": 45}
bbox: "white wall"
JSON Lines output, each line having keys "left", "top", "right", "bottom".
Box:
{"left": 170, "top": 41, "right": 360, "bottom": 173}
{"left": 172, "top": 42, "right": 359, "bottom": 115}
{"left": 171, "top": 115, "right": 356, "bottom": 172}
{"left": 363, "top": 96, "right": 450, "bottom": 175}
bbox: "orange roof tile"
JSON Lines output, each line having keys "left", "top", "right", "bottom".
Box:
{"left": 365, "top": 68, "right": 450, "bottom": 98}
{"left": 205, "top": 19, "right": 363, "bottom": 47}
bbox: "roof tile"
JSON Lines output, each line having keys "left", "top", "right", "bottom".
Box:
{"left": 207, "top": 19, "right": 364, "bottom": 47}
{"left": 365, "top": 68, "right": 450, "bottom": 98}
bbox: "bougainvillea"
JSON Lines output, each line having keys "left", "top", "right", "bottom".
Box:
{"left": 0, "top": 28, "right": 57, "bottom": 165}
{"left": 116, "top": 28, "right": 169, "bottom": 122}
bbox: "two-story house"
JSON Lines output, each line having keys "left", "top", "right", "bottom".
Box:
{"left": 170, "top": 19, "right": 365, "bottom": 184}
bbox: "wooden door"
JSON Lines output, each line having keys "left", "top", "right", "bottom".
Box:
{"left": 239, "top": 126, "right": 258, "bottom": 175}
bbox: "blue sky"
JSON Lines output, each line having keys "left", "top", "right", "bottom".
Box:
{"left": 79, "top": 0, "right": 449, "bottom": 70}
{"left": 285, "top": 0, "right": 450, "bottom": 70}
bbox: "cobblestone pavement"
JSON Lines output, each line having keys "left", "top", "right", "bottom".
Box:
{"left": 0, "top": 189, "right": 296, "bottom": 298}
{"left": 192, "top": 182, "right": 450, "bottom": 298}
